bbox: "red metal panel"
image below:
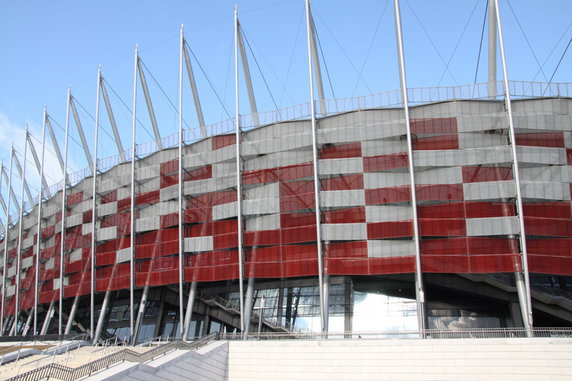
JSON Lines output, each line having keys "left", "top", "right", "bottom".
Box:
{"left": 136, "top": 190, "right": 160, "bottom": 206}
{"left": 322, "top": 207, "right": 366, "bottom": 224}
{"left": 529, "top": 255, "right": 572, "bottom": 275}
{"left": 419, "top": 219, "right": 466, "bottom": 237}
{"left": 527, "top": 238, "right": 572, "bottom": 256}
{"left": 326, "top": 256, "right": 415, "bottom": 275}
{"left": 367, "top": 221, "right": 413, "bottom": 239}
{"left": 319, "top": 142, "right": 362, "bottom": 159}
{"left": 280, "top": 212, "right": 315, "bottom": 228}
{"left": 462, "top": 166, "right": 512, "bottom": 183}
{"left": 101, "top": 190, "right": 117, "bottom": 204}
{"left": 523, "top": 202, "right": 572, "bottom": 219}
{"left": 416, "top": 184, "right": 464, "bottom": 202}
{"left": 320, "top": 174, "right": 364, "bottom": 191}
{"left": 67, "top": 191, "right": 83, "bottom": 206}
{"left": 413, "top": 134, "right": 459, "bottom": 150}
{"left": 411, "top": 117, "right": 458, "bottom": 134}
{"left": 524, "top": 217, "right": 572, "bottom": 237}
{"left": 516, "top": 131, "right": 565, "bottom": 148}
{"left": 363, "top": 152, "right": 408, "bottom": 172}
{"left": 243, "top": 163, "right": 313, "bottom": 185}
{"left": 212, "top": 134, "right": 236, "bottom": 150}
{"left": 365, "top": 187, "right": 410, "bottom": 205}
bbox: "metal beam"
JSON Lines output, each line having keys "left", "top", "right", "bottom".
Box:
{"left": 178, "top": 25, "right": 185, "bottom": 338}
{"left": 27, "top": 134, "right": 49, "bottom": 196}
{"left": 394, "top": 0, "right": 426, "bottom": 333}
{"left": 14, "top": 131, "right": 29, "bottom": 335}
{"left": 494, "top": 0, "right": 533, "bottom": 334}
{"left": 64, "top": 295, "right": 79, "bottom": 334}
{"left": 305, "top": 0, "right": 325, "bottom": 332}
{"left": 92, "top": 290, "right": 110, "bottom": 344}
{"left": 236, "top": 19, "right": 260, "bottom": 127}
{"left": 69, "top": 97, "right": 94, "bottom": 172}
{"left": 130, "top": 44, "right": 139, "bottom": 340}
{"left": 59, "top": 87, "right": 72, "bottom": 335}
{"left": 0, "top": 147, "right": 14, "bottom": 335}
{"left": 132, "top": 285, "right": 149, "bottom": 344}
{"left": 488, "top": 0, "right": 497, "bottom": 98}
{"left": 100, "top": 78, "right": 126, "bottom": 162}
{"left": 234, "top": 5, "right": 245, "bottom": 334}
{"left": 91, "top": 65, "right": 102, "bottom": 339}
{"left": 45, "top": 117, "right": 65, "bottom": 174}
{"left": 1, "top": 166, "right": 18, "bottom": 214}
{"left": 34, "top": 107, "right": 48, "bottom": 336}
{"left": 182, "top": 40, "right": 207, "bottom": 138}
{"left": 308, "top": 7, "right": 327, "bottom": 115}
{"left": 12, "top": 151, "right": 33, "bottom": 206}
{"left": 183, "top": 281, "right": 197, "bottom": 339}
{"left": 136, "top": 58, "right": 163, "bottom": 150}
{"left": 40, "top": 300, "right": 55, "bottom": 335}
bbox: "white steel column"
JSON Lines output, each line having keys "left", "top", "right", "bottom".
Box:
{"left": 92, "top": 290, "right": 110, "bottom": 344}
{"left": 12, "top": 153, "right": 33, "bottom": 206}
{"left": 394, "top": 0, "right": 426, "bottom": 332}
{"left": 178, "top": 24, "right": 185, "bottom": 337}
{"left": 27, "top": 133, "right": 49, "bottom": 197}
{"left": 130, "top": 44, "right": 139, "bottom": 340}
{"left": 494, "top": 0, "right": 533, "bottom": 333}
{"left": 183, "top": 281, "right": 197, "bottom": 339}
{"left": 45, "top": 117, "right": 65, "bottom": 174}
{"left": 305, "top": 0, "right": 325, "bottom": 332}
{"left": 34, "top": 109, "right": 48, "bottom": 335}
{"left": 1, "top": 148, "right": 14, "bottom": 335}
{"left": 90, "top": 65, "right": 102, "bottom": 338}
{"left": 488, "top": 0, "right": 497, "bottom": 98}
{"left": 234, "top": 5, "right": 245, "bottom": 333}
{"left": 14, "top": 134, "right": 29, "bottom": 334}
{"left": 40, "top": 300, "right": 55, "bottom": 335}
{"left": 59, "top": 87, "right": 72, "bottom": 335}
{"left": 1, "top": 166, "right": 18, "bottom": 209}
{"left": 69, "top": 97, "right": 94, "bottom": 172}
{"left": 308, "top": 6, "right": 327, "bottom": 115}
{"left": 100, "top": 79, "right": 126, "bottom": 162}
{"left": 236, "top": 20, "right": 259, "bottom": 127}
{"left": 182, "top": 41, "right": 207, "bottom": 138}
{"left": 136, "top": 59, "right": 163, "bottom": 150}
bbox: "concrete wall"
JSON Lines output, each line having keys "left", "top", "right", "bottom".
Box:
{"left": 228, "top": 338, "right": 572, "bottom": 380}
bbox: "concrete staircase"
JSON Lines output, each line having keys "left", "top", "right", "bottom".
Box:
{"left": 86, "top": 341, "right": 228, "bottom": 381}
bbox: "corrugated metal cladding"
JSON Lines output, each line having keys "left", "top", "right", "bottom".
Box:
{"left": 1, "top": 97, "right": 572, "bottom": 316}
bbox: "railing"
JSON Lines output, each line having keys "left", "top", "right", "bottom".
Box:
{"left": 8, "top": 80, "right": 572, "bottom": 219}
{"left": 6, "top": 332, "right": 219, "bottom": 381}
{"left": 225, "top": 327, "right": 572, "bottom": 341}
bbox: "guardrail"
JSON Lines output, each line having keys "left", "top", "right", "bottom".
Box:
{"left": 6, "top": 332, "right": 219, "bottom": 381}
{"left": 225, "top": 327, "right": 572, "bottom": 341}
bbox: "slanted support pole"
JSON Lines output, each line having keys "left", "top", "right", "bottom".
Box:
{"left": 305, "top": 0, "right": 326, "bottom": 332}
{"left": 234, "top": 5, "right": 245, "bottom": 334}
{"left": 136, "top": 56, "right": 163, "bottom": 150}
{"left": 99, "top": 79, "right": 126, "bottom": 162}
{"left": 1, "top": 166, "right": 18, "bottom": 212}
{"left": 14, "top": 131, "right": 30, "bottom": 335}
{"left": 27, "top": 134, "right": 49, "bottom": 196}
{"left": 394, "top": 0, "right": 426, "bottom": 333}
{"left": 69, "top": 97, "right": 94, "bottom": 172}
{"left": 12, "top": 151, "right": 33, "bottom": 206}
{"left": 59, "top": 87, "right": 72, "bottom": 335}
{"left": 34, "top": 107, "right": 48, "bottom": 336}
{"left": 243, "top": 277, "right": 255, "bottom": 335}
{"left": 132, "top": 285, "right": 149, "bottom": 344}
{"left": 92, "top": 290, "right": 110, "bottom": 344}
{"left": 307, "top": 5, "right": 327, "bottom": 115}
{"left": 494, "top": 0, "right": 533, "bottom": 336}
{"left": 182, "top": 39, "right": 207, "bottom": 138}
{"left": 40, "top": 300, "right": 55, "bottom": 335}
{"left": 64, "top": 296, "right": 80, "bottom": 334}
{"left": 183, "top": 281, "right": 197, "bottom": 339}
{"left": 236, "top": 19, "right": 259, "bottom": 127}
{"left": 488, "top": 0, "right": 497, "bottom": 98}
{"left": 45, "top": 117, "right": 65, "bottom": 174}
{"left": 1, "top": 148, "right": 15, "bottom": 335}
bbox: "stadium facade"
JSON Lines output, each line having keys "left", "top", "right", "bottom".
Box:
{"left": 1, "top": 0, "right": 572, "bottom": 344}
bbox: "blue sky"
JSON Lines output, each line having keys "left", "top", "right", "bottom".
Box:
{"left": 0, "top": 0, "right": 571, "bottom": 211}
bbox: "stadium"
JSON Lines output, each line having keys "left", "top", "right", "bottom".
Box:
{"left": 0, "top": 0, "right": 571, "bottom": 360}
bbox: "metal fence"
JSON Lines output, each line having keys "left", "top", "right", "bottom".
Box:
{"left": 5, "top": 332, "right": 219, "bottom": 381}
{"left": 225, "top": 327, "right": 572, "bottom": 341}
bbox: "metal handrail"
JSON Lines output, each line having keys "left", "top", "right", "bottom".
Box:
{"left": 225, "top": 327, "right": 572, "bottom": 341}
{"left": 6, "top": 332, "right": 219, "bottom": 381}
